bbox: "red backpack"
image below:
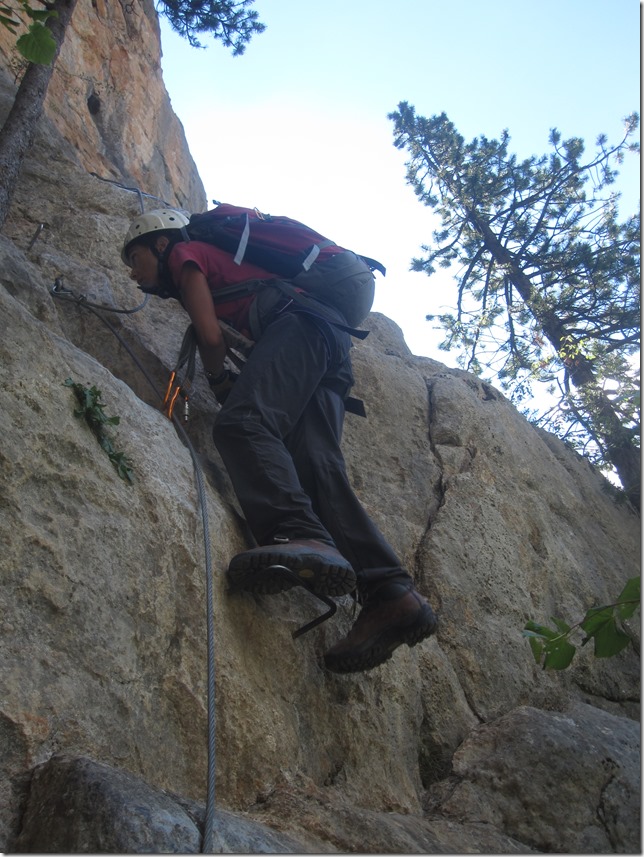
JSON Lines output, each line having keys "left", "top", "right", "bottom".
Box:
{"left": 186, "top": 203, "right": 385, "bottom": 282}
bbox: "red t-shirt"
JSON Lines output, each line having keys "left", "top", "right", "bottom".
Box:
{"left": 167, "top": 240, "right": 277, "bottom": 337}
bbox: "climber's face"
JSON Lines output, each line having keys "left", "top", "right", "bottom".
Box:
{"left": 128, "top": 243, "right": 160, "bottom": 289}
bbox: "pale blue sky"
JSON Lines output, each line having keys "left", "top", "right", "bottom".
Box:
{"left": 158, "top": 0, "right": 640, "bottom": 361}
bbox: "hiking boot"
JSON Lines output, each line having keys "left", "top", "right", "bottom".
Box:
{"left": 227, "top": 538, "right": 356, "bottom": 597}
{"left": 324, "top": 582, "right": 437, "bottom": 673}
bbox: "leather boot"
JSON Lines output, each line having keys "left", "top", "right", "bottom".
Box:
{"left": 324, "top": 581, "right": 437, "bottom": 673}
{"left": 227, "top": 538, "right": 356, "bottom": 597}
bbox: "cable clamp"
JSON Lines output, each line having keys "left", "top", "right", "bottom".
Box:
{"left": 51, "top": 276, "right": 72, "bottom": 295}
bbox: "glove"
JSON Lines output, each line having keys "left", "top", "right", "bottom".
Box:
{"left": 206, "top": 368, "right": 236, "bottom": 405}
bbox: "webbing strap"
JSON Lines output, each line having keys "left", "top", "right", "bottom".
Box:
{"left": 301, "top": 239, "right": 334, "bottom": 271}
{"left": 301, "top": 245, "right": 320, "bottom": 271}
{"left": 175, "top": 323, "right": 198, "bottom": 383}
{"left": 233, "top": 214, "right": 250, "bottom": 265}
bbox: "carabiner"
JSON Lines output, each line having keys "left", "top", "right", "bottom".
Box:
{"left": 162, "top": 371, "right": 182, "bottom": 420}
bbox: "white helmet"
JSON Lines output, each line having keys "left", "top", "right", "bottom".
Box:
{"left": 121, "top": 208, "right": 190, "bottom": 265}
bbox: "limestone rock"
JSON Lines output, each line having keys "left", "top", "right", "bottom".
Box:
{"left": 0, "top": 6, "right": 640, "bottom": 854}
{"left": 14, "top": 755, "right": 307, "bottom": 854}
{"left": 15, "top": 755, "right": 203, "bottom": 853}
{"left": 0, "top": 0, "right": 205, "bottom": 211}
{"left": 433, "top": 703, "right": 641, "bottom": 853}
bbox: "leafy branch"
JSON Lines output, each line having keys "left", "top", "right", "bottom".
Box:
{"left": 1, "top": 0, "right": 58, "bottom": 63}
{"left": 64, "top": 378, "right": 134, "bottom": 482}
{"left": 523, "top": 576, "right": 640, "bottom": 669}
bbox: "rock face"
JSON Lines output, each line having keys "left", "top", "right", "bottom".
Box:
{"left": 438, "top": 703, "right": 640, "bottom": 854}
{"left": 0, "top": 0, "right": 206, "bottom": 211}
{"left": 0, "top": 13, "right": 640, "bottom": 855}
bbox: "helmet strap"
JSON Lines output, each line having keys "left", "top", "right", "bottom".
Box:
{"left": 155, "top": 242, "right": 182, "bottom": 302}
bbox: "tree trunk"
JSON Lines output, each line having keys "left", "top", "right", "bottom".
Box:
{"left": 471, "top": 211, "right": 641, "bottom": 510}
{"left": 566, "top": 360, "right": 641, "bottom": 511}
{"left": 0, "top": 0, "right": 79, "bottom": 230}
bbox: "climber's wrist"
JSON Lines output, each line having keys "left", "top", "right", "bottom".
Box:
{"left": 205, "top": 368, "right": 228, "bottom": 385}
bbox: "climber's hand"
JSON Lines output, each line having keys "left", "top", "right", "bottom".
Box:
{"left": 206, "top": 369, "right": 236, "bottom": 405}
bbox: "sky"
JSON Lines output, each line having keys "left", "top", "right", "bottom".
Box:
{"left": 157, "top": 0, "right": 640, "bottom": 364}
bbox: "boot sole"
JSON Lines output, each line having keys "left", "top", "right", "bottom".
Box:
{"left": 228, "top": 551, "right": 356, "bottom": 597}
{"left": 324, "top": 607, "right": 437, "bottom": 674}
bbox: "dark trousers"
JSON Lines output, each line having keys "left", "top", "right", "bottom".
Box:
{"left": 212, "top": 309, "right": 412, "bottom": 593}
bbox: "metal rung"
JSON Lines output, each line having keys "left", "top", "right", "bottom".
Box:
{"left": 264, "top": 565, "right": 338, "bottom": 638}
{"left": 292, "top": 593, "right": 337, "bottom": 638}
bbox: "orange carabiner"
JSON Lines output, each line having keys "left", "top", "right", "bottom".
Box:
{"left": 162, "top": 371, "right": 182, "bottom": 419}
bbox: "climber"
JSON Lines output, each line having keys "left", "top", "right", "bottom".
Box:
{"left": 121, "top": 208, "right": 437, "bottom": 673}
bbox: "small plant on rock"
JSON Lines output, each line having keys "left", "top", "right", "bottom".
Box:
{"left": 64, "top": 378, "right": 134, "bottom": 483}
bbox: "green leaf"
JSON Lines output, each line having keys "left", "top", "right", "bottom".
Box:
{"left": 523, "top": 620, "right": 558, "bottom": 640}
{"left": 550, "top": 616, "right": 571, "bottom": 634}
{"left": 616, "top": 576, "right": 640, "bottom": 620}
{"left": 524, "top": 576, "right": 639, "bottom": 671}
{"left": 526, "top": 635, "right": 544, "bottom": 664}
{"left": 16, "top": 20, "right": 56, "bottom": 64}
{"left": 592, "top": 617, "right": 632, "bottom": 658}
{"left": 523, "top": 621, "right": 575, "bottom": 669}
{"left": 109, "top": 451, "right": 134, "bottom": 483}
{"left": 542, "top": 637, "right": 576, "bottom": 670}
{"left": 580, "top": 605, "right": 614, "bottom": 641}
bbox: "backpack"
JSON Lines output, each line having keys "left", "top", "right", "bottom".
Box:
{"left": 187, "top": 203, "right": 386, "bottom": 280}
{"left": 184, "top": 204, "right": 386, "bottom": 334}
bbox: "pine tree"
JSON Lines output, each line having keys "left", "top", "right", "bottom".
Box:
{"left": 158, "top": 0, "right": 264, "bottom": 53}
{"left": 389, "top": 102, "right": 640, "bottom": 509}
